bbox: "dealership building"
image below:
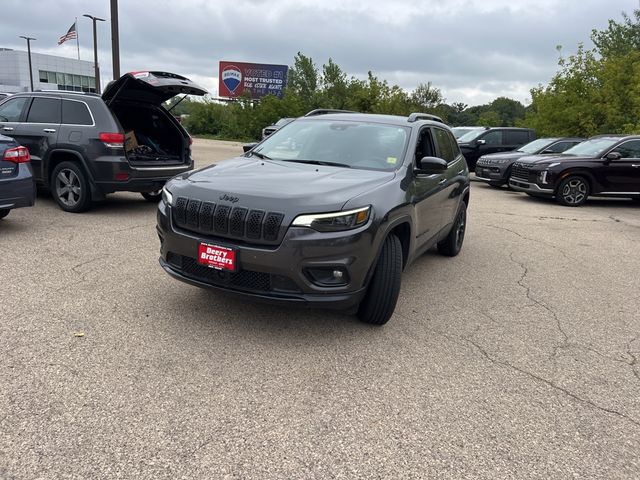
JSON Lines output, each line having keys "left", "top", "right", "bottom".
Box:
{"left": 0, "top": 48, "right": 96, "bottom": 94}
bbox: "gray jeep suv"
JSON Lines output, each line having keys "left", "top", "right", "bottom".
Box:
{"left": 0, "top": 71, "right": 207, "bottom": 212}
{"left": 157, "top": 112, "right": 470, "bottom": 325}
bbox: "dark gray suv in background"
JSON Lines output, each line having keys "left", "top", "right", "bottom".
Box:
{"left": 157, "top": 112, "right": 470, "bottom": 325}
{"left": 457, "top": 127, "right": 536, "bottom": 171}
{"left": 0, "top": 71, "right": 207, "bottom": 212}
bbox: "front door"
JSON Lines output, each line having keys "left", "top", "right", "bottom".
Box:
{"left": 12, "top": 97, "right": 61, "bottom": 182}
{"left": 409, "top": 127, "right": 447, "bottom": 248}
{"left": 606, "top": 140, "right": 640, "bottom": 194}
{"left": 0, "top": 96, "right": 29, "bottom": 141}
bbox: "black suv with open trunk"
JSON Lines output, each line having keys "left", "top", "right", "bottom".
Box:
{"left": 0, "top": 71, "right": 207, "bottom": 212}
{"left": 157, "top": 112, "right": 470, "bottom": 325}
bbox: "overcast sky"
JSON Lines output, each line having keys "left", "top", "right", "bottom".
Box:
{"left": 1, "top": 0, "right": 636, "bottom": 105}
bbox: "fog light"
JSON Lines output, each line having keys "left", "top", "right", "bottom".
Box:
{"left": 305, "top": 267, "right": 349, "bottom": 287}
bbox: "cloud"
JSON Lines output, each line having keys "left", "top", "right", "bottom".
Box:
{"left": 0, "top": 0, "right": 636, "bottom": 105}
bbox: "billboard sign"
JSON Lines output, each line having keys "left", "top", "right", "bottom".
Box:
{"left": 219, "top": 61, "right": 288, "bottom": 100}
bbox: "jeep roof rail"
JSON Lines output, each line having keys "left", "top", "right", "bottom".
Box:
{"left": 407, "top": 112, "right": 444, "bottom": 124}
{"left": 33, "top": 90, "right": 101, "bottom": 97}
{"left": 304, "top": 109, "right": 356, "bottom": 117}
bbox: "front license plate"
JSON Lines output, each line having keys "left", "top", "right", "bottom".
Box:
{"left": 197, "top": 243, "right": 237, "bottom": 272}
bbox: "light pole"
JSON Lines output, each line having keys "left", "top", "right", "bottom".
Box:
{"left": 19, "top": 36, "right": 36, "bottom": 91}
{"left": 110, "top": 0, "right": 120, "bottom": 79}
{"left": 83, "top": 14, "right": 105, "bottom": 93}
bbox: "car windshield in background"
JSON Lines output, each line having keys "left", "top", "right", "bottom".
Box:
{"left": 254, "top": 119, "right": 410, "bottom": 171}
{"left": 452, "top": 127, "right": 483, "bottom": 139}
{"left": 457, "top": 129, "right": 486, "bottom": 143}
{"left": 562, "top": 138, "right": 619, "bottom": 157}
{"left": 517, "top": 138, "right": 560, "bottom": 154}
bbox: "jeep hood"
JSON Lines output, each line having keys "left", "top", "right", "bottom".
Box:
{"left": 169, "top": 157, "right": 397, "bottom": 212}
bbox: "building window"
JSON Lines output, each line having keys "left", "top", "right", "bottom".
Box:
{"left": 39, "top": 70, "right": 48, "bottom": 83}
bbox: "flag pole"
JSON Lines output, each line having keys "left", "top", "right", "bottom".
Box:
{"left": 75, "top": 17, "right": 80, "bottom": 60}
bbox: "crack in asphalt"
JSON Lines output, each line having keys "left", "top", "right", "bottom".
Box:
{"left": 484, "top": 224, "right": 575, "bottom": 261}
{"left": 508, "top": 252, "right": 570, "bottom": 359}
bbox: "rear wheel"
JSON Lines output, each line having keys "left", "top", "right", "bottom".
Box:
{"left": 0, "top": 209, "right": 9, "bottom": 219}
{"left": 141, "top": 190, "right": 162, "bottom": 202}
{"left": 51, "top": 161, "right": 92, "bottom": 213}
{"left": 437, "top": 202, "right": 467, "bottom": 257}
{"left": 556, "top": 175, "right": 590, "bottom": 207}
{"left": 357, "top": 234, "right": 403, "bottom": 325}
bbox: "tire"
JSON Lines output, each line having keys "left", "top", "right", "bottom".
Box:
{"left": 141, "top": 190, "right": 162, "bottom": 202}
{"left": 437, "top": 201, "right": 467, "bottom": 257}
{"left": 357, "top": 234, "right": 403, "bottom": 325}
{"left": 0, "top": 209, "right": 9, "bottom": 219}
{"left": 555, "top": 175, "right": 590, "bottom": 207}
{"left": 51, "top": 161, "right": 92, "bottom": 213}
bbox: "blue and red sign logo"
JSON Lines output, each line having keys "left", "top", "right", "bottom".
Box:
{"left": 218, "top": 61, "right": 288, "bottom": 100}
{"left": 221, "top": 65, "right": 242, "bottom": 94}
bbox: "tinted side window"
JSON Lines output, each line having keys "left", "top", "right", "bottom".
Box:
{"left": 0, "top": 97, "right": 28, "bottom": 122}
{"left": 612, "top": 140, "right": 640, "bottom": 159}
{"left": 482, "top": 130, "right": 502, "bottom": 145}
{"left": 546, "top": 141, "right": 579, "bottom": 153}
{"left": 62, "top": 100, "right": 92, "bottom": 125}
{"left": 415, "top": 128, "right": 436, "bottom": 164}
{"left": 26, "top": 98, "right": 61, "bottom": 124}
{"left": 505, "top": 130, "right": 530, "bottom": 145}
{"left": 447, "top": 131, "right": 461, "bottom": 158}
{"left": 434, "top": 128, "right": 455, "bottom": 162}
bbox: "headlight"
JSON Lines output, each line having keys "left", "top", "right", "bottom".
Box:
{"left": 292, "top": 206, "right": 371, "bottom": 232}
{"left": 162, "top": 186, "right": 173, "bottom": 206}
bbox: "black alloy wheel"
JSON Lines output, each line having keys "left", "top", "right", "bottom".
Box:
{"left": 437, "top": 201, "right": 467, "bottom": 257}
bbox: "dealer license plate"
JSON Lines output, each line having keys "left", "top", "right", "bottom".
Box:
{"left": 197, "top": 243, "right": 237, "bottom": 272}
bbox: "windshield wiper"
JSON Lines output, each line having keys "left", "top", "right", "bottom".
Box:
{"left": 284, "top": 159, "right": 351, "bottom": 168}
{"left": 249, "top": 150, "right": 271, "bottom": 160}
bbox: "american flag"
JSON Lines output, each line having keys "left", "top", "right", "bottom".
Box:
{"left": 58, "top": 22, "right": 77, "bottom": 45}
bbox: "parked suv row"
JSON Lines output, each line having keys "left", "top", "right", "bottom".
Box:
{"left": 0, "top": 71, "right": 207, "bottom": 212}
{"left": 457, "top": 127, "right": 536, "bottom": 171}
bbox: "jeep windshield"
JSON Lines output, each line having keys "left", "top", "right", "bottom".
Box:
{"left": 562, "top": 138, "right": 620, "bottom": 157}
{"left": 251, "top": 119, "right": 410, "bottom": 171}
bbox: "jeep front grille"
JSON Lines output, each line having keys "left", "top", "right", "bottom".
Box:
{"left": 172, "top": 197, "right": 285, "bottom": 244}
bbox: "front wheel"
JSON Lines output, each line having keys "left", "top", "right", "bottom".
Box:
{"left": 555, "top": 175, "right": 590, "bottom": 207}
{"left": 0, "top": 209, "right": 10, "bottom": 219}
{"left": 141, "top": 190, "right": 163, "bottom": 202}
{"left": 51, "top": 161, "right": 92, "bottom": 212}
{"left": 357, "top": 234, "right": 403, "bottom": 325}
{"left": 437, "top": 201, "right": 467, "bottom": 257}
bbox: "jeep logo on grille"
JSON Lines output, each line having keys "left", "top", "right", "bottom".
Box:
{"left": 219, "top": 194, "right": 239, "bottom": 203}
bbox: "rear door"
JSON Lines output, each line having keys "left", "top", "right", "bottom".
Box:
{"left": 14, "top": 97, "right": 61, "bottom": 181}
{"left": 606, "top": 140, "right": 640, "bottom": 194}
{"left": 504, "top": 130, "right": 532, "bottom": 152}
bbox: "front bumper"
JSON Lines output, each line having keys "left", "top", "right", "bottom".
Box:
{"left": 509, "top": 178, "right": 554, "bottom": 195}
{"left": 474, "top": 164, "right": 508, "bottom": 183}
{"left": 0, "top": 164, "right": 36, "bottom": 210}
{"left": 156, "top": 201, "right": 375, "bottom": 310}
{"left": 92, "top": 154, "right": 194, "bottom": 194}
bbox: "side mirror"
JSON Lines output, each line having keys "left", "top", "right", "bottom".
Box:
{"left": 242, "top": 143, "right": 258, "bottom": 153}
{"left": 416, "top": 156, "right": 448, "bottom": 174}
{"left": 605, "top": 151, "right": 622, "bottom": 161}
{"left": 476, "top": 139, "right": 486, "bottom": 146}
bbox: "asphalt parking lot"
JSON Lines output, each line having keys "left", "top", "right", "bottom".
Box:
{"left": 1, "top": 138, "right": 639, "bottom": 479}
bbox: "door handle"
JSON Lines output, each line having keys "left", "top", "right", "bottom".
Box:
{"left": 2, "top": 126, "right": 14, "bottom": 132}
{"left": 438, "top": 178, "right": 447, "bottom": 185}
{"left": 43, "top": 128, "right": 56, "bottom": 133}
{"left": 632, "top": 164, "right": 640, "bottom": 168}
{"left": 457, "top": 169, "right": 465, "bottom": 175}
